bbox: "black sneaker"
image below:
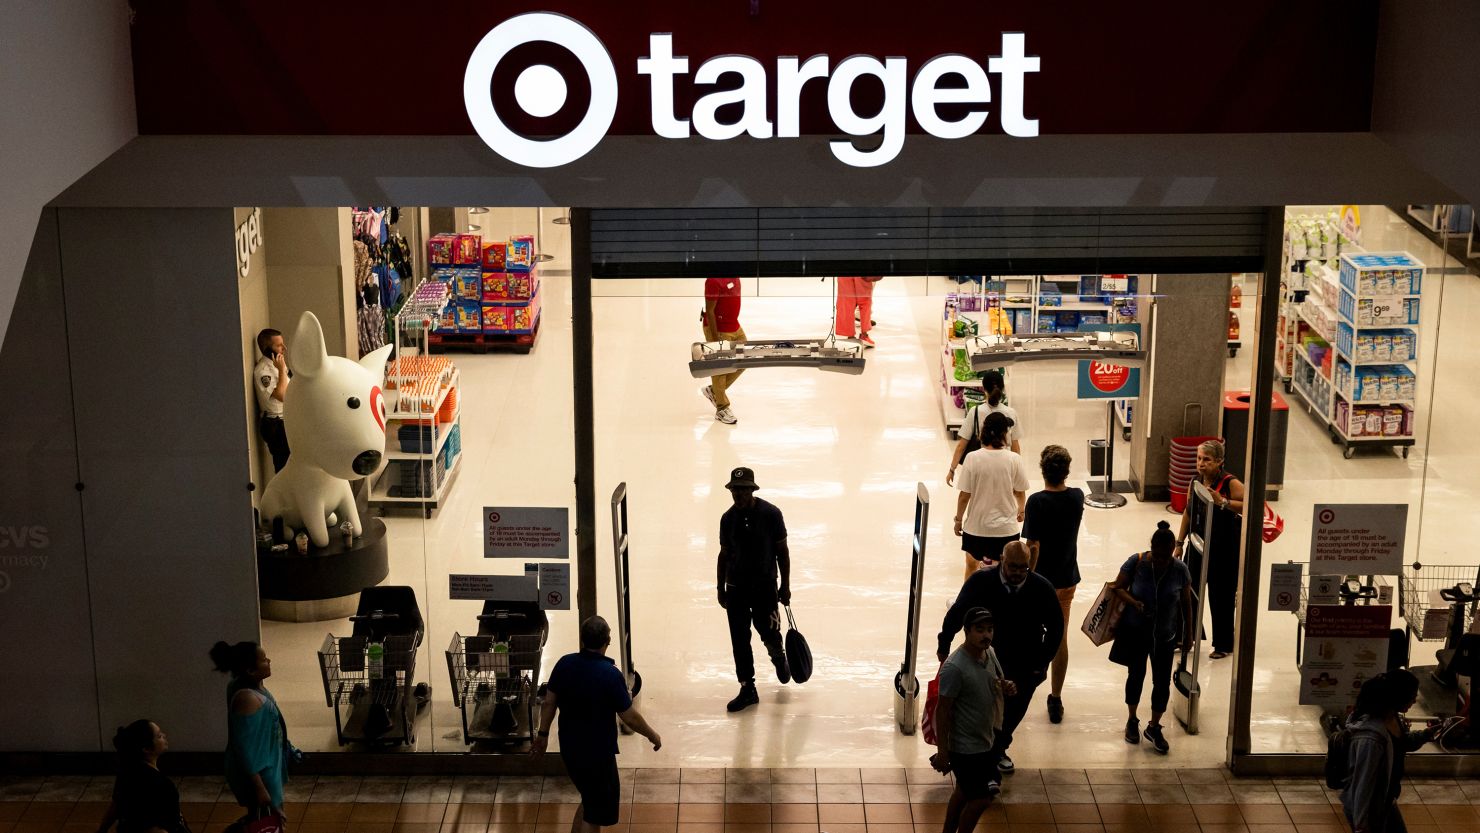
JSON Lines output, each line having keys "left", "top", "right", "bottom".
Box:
{"left": 986, "top": 778, "right": 1001, "bottom": 796}
{"left": 1047, "top": 694, "right": 1064, "bottom": 724}
{"left": 1124, "top": 717, "right": 1140, "bottom": 744}
{"left": 996, "top": 753, "right": 1014, "bottom": 773}
{"left": 726, "top": 683, "right": 759, "bottom": 713}
{"left": 1144, "top": 722, "right": 1170, "bottom": 754}
{"left": 772, "top": 653, "right": 791, "bottom": 685}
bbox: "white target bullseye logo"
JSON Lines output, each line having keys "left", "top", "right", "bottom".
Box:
{"left": 463, "top": 12, "right": 618, "bottom": 168}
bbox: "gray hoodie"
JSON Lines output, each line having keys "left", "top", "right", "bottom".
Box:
{"left": 1340, "top": 717, "right": 1394, "bottom": 833}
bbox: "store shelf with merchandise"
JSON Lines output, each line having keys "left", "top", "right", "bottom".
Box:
{"left": 1286, "top": 248, "right": 1424, "bottom": 459}
{"left": 936, "top": 275, "right": 1139, "bottom": 437}
{"left": 1274, "top": 212, "right": 1352, "bottom": 386}
{"left": 372, "top": 357, "right": 464, "bottom": 515}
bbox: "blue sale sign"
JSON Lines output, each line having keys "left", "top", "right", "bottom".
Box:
{"left": 1076, "top": 322, "right": 1141, "bottom": 400}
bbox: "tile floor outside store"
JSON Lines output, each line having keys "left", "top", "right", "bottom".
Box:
{"left": 7, "top": 766, "right": 1480, "bottom": 833}
{"left": 238, "top": 205, "right": 1476, "bottom": 768}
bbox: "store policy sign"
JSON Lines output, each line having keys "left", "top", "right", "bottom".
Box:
{"left": 464, "top": 12, "right": 1040, "bottom": 168}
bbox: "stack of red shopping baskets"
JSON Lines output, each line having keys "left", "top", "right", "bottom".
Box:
{"left": 1169, "top": 436, "right": 1219, "bottom": 513}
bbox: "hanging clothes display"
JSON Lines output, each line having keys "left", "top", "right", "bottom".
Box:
{"left": 351, "top": 235, "right": 388, "bottom": 357}
{"left": 351, "top": 206, "right": 414, "bottom": 356}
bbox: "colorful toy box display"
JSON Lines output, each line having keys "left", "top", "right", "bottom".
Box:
{"left": 482, "top": 289, "right": 542, "bottom": 333}
{"left": 506, "top": 235, "right": 536, "bottom": 271}
{"left": 453, "top": 234, "right": 482, "bottom": 265}
{"left": 482, "top": 241, "right": 507, "bottom": 270}
{"left": 454, "top": 268, "right": 482, "bottom": 301}
{"left": 428, "top": 233, "right": 483, "bottom": 266}
{"left": 481, "top": 268, "right": 539, "bottom": 302}
{"left": 454, "top": 302, "right": 482, "bottom": 333}
{"left": 428, "top": 234, "right": 456, "bottom": 265}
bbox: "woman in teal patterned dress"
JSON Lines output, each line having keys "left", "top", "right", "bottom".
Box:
{"left": 210, "top": 641, "right": 295, "bottom": 821}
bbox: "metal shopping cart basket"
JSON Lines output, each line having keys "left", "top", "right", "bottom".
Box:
{"left": 445, "top": 599, "right": 548, "bottom": 745}
{"left": 315, "top": 586, "right": 427, "bottom": 746}
{"left": 1399, "top": 562, "right": 1480, "bottom": 643}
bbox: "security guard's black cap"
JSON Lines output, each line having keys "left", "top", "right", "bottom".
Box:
{"left": 726, "top": 467, "right": 758, "bottom": 490}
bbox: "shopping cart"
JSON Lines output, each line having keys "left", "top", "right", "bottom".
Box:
{"left": 445, "top": 599, "right": 548, "bottom": 745}
{"left": 1399, "top": 563, "right": 1480, "bottom": 645}
{"left": 1399, "top": 563, "right": 1480, "bottom": 745}
{"left": 315, "top": 586, "right": 428, "bottom": 746}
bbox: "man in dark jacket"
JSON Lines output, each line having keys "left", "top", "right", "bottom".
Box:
{"left": 938, "top": 541, "right": 1062, "bottom": 782}
{"left": 716, "top": 466, "right": 792, "bottom": 713}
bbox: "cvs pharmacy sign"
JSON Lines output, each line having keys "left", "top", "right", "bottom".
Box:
{"left": 464, "top": 12, "right": 1041, "bottom": 168}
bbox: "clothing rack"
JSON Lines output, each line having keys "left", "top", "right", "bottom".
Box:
{"left": 351, "top": 207, "right": 416, "bottom": 358}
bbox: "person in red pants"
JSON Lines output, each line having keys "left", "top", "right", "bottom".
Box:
{"left": 835, "top": 276, "right": 880, "bottom": 347}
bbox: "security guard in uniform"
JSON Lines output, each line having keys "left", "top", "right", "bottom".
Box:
{"left": 716, "top": 466, "right": 792, "bottom": 712}
{"left": 253, "top": 328, "right": 291, "bottom": 472}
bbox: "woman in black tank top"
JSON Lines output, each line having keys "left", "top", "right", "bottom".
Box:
{"left": 1173, "top": 440, "right": 1245, "bottom": 659}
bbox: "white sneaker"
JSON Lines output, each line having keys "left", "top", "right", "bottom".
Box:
{"left": 715, "top": 406, "right": 737, "bottom": 425}
{"left": 702, "top": 385, "right": 716, "bottom": 406}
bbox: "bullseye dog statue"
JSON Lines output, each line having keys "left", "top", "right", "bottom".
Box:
{"left": 259, "top": 311, "right": 393, "bottom": 548}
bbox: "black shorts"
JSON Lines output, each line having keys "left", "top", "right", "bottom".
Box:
{"left": 949, "top": 751, "right": 998, "bottom": 800}
{"left": 961, "top": 532, "right": 1019, "bottom": 563}
{"left": 562, "top": 752, "right": 621, "bottom": 825}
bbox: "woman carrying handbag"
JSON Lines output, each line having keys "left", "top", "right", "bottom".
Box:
{"left": 1109, "top": 521, "right": 1195, "bottom": 755}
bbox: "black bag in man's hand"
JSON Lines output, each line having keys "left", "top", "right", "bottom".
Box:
{"left": 784, "top": 606, "right": 813, "bottom": 684}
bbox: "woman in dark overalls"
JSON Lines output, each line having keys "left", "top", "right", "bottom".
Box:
{"left": 1174, "top": 439, "right": 1245, "bottom": 659}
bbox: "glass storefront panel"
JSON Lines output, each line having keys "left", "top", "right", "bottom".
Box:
{"left": 220, "top": 200, "right": 1478, "bottom": 768}
{"left": 243, "top": 207, "right": 572, "bottom": 753}
{"left": 1247, "top": 205, "right": 1472, "bottom": 757}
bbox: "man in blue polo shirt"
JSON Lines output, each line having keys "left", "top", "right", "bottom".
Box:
{"left": 534, "top": 617, "right": 662, "bottom": 833}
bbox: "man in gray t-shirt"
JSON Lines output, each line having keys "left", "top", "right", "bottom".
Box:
{"left": 931, "top": 607, "right": 1014, "bottom": 832}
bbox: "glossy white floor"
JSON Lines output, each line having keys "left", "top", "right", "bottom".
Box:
{"left": 260, "top": 205, "right": 1476, "bottom": 768}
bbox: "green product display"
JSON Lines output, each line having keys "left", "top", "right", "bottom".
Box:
{"left": 953, "top": 348, "right": 977, "bottom": 382}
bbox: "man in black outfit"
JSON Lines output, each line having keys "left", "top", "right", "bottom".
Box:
{"left": 716, "top": 466, "right": 792, "bottom": 712}
{"left": 937, "top": 541, "right": 1062, "bottom": 785}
